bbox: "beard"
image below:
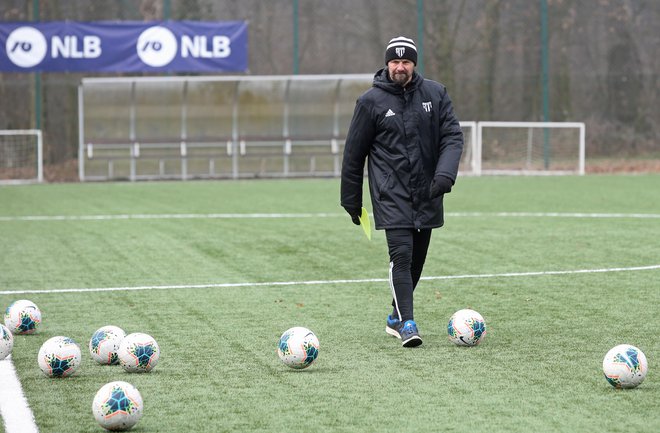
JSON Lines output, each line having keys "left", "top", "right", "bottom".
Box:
{"left": 390, "top": 70, "right": 412, "bottom": 86}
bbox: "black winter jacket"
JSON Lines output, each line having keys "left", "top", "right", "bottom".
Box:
{"left": 341, "top": 68, "right": 464, "bottom": 230}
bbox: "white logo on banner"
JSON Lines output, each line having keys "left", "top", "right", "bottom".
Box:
{"left": 6, "top": 26, "right": 47, "bottom": 68}
{"left": 137, "top": 26, "right": 177, "bottom": 67}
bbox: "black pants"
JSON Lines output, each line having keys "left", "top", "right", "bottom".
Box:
{"left": 386, "top": 228, "right": 432, "bottom": 323}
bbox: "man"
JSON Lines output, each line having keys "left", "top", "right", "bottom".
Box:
{"left": 340, "top": 36, "right": 464, "bottom": 347}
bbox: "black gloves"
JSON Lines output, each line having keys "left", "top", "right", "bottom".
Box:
{"left": 343, "top": 206, "right": 361, "bottom": 225}
{"left": 429, "top": 175, "right": 453, "bottom": 198}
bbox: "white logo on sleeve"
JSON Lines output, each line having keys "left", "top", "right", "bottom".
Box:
{"left": 136, "top": 26, "right": 177, "bottom": 67}
{"left": 6, "top": 26, "right": 47, "bottom": 68}
{"left": 385, "top": 109, "right": 396, "bottom": 117}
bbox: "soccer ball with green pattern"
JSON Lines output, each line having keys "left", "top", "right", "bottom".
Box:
{"left": 118, "top": 332, "right": 160, "bottom": 373}
{"left": 37, "top": 336, "right": 82, "bottom": 378}
{"left": 4, "top": 299, "right": 41, "bottom": 335}
{"left": 89, "top": 325, "right": 126, "bottom": 365}
{"left": 277, "top": 327, "right": 319, "bottom": 369}
{"left": 447, "top": 309, "right": 487, "bottom": 346}
{"left": 92, "top": 381, "right": 143, "bottom": 431}
{"left": 602, "top": 344, "right": 648, "bottom": 389}
{"left": 0, "top": 324, "right": 13, "bottom": 360}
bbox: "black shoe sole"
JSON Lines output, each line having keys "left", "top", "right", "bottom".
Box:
{"left": 402, "top": 335, "right": 423, "bottom": 347}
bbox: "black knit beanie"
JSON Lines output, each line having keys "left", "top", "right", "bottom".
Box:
{"left": 384, "top": 36, "right": 417, "bottom": 65}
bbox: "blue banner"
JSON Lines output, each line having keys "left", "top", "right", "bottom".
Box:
{"left": 0, "top": 21, "right": 248, "bottom": 72}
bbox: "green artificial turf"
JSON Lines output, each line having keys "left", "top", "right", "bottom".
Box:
{"left": 1, "top": 175, "right": 658, "bottom": 433}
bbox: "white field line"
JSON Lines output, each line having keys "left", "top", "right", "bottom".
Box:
{"left": 0, "top": 211, "right": 659, "bottom": 222}
{"left": 1, "top": 265, "right": 658, "bottom": 296}
{"left": 0, "top": 356, "right": 39, "bottom": 433}
{"left": 449, "top": 211, "right": 660, "bottom": 219}
{"left": 0, "top": 212, "right": 342, "bottom": 222}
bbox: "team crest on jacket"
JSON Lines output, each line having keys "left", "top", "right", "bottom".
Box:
{"left": 422, "top": 101, "right": 432, "bottom": 112}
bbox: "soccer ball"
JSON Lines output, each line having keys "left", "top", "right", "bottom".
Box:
{"left": 37, "top": 336, "right": 82, "bottom": 378}
{"left": 4, "top": 299, "right": 42, "bottom": 334}
{"left": 90, "top": 325, "right": 126, "bottom": 365}
{"left": 92, "top": 381, "right": 143, "bottom": 431}
{"left": 277, "top": 326, "right": 319, "bottom": 369}
{"left": 0, "top": 324, "right": 14, "bottom": 360}
{"left": 602, "top": 344, "right": 648, "bottom": 389}
{"left": 118, "top": 333, "right": 160, "bottom": 373}
{"left": 447, "top": 309, "right": 487, "bottom": 346}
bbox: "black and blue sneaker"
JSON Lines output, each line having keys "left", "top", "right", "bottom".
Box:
{"left": 386, "top": 315, "right": 401, "bottom": 338}
{"left": 399, "top": 320, "right": 422, "bottom": 347}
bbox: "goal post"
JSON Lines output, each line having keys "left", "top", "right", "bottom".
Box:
{"left": 458, "top": 121, "right": 478, "bottom": 175}
{"left": 475, "top": 121, "right": 585, "bottom": 176}
{"left": 0, "top": 129, "right": 43, "bottom": 184}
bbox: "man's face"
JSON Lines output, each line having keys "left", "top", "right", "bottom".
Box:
{"left": 388, "top": 59, "right": 414, "bottom": 86}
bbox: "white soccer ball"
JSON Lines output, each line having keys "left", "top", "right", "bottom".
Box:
{"left": 118, "top": 333, "right": 160, "bottom": 373}
{"left": 277, "top": 326, "right": 319, "bottom": 369}
{"left": 4, "top": 299, "right": 42, "bottom": 335}
{"left": 447, "top": 309, "right": 487, "bottom": 346}
{"left": 0, "top": 324, "right": 14, "bottom": 360}
{"left": 90, "top": 325, "right": 126, "bottom": 365}
{"left": 603, "top": 344, "right": 648, "bottom": 389}
{"left": 37, "top": 336, "right": 82, "bottom": 378}
{"left": 92, "top": 381, "right": 144, "bottom": 431}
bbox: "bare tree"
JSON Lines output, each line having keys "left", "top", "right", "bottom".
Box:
{"left": 478, "top": 0, "right": 501, "bottom": 120}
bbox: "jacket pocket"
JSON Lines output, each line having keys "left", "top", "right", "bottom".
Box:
{"left": 377, "top": 172, "right": 391, "bottom": 201}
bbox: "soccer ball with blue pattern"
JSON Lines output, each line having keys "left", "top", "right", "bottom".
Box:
{"left": 92, "top": 380, "right": 143, "bottom": 431}
{"left": 603, "top": 344, "right": 648, "bottom": 389}
{"left": 118, "top": 332, "right": 160, "bottom": 373}
{"left": 37, "top": 336, "right": 82, "bottom": 378}
{"left": 447, "top": 309, "right": 487, "bottom": 346}
{"left": 89, "top": 325, "right": 126, "bottom": 365}
{"left": 0, "top": 324, "right": 14, "bottom": 360}
{"left": 277, "top": 326, "right": 319, "bottom": 369}
{"left": 4, "top": 299, "right": 41, "bottom": 335}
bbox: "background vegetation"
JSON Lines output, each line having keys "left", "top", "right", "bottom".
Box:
{"left": 1, "top": 0, "right": 658, "bottom": 177}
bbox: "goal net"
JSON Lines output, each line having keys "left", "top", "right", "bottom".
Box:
{"left": 0, "top": 130, "right": 43, "bottom": 184}
{"left": 473, "top": 122, "right": 585, "bottom": 175}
